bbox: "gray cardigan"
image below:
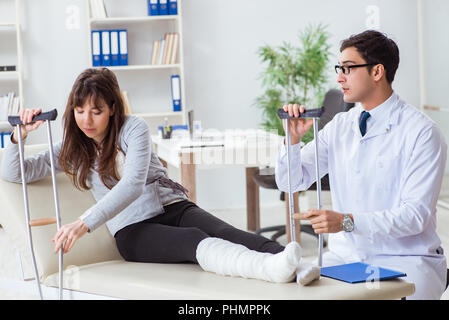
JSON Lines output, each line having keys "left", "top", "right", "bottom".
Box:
{"left": 1, "top": 115, "right": 187, "bottom": 236}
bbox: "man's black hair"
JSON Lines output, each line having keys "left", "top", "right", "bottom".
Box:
{"left": 340, "top": 30, "right": 400, "bottom": 84}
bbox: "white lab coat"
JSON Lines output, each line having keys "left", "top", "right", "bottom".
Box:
{"left": 275, "top": 93, "right": 447, "bottom": 299}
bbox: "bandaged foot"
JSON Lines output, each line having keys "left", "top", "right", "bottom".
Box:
{"left": 196, "top": 238, "right": 301, "bottom": 283}
{"left": 296, "top": 263, "right": 321, "bottom": 286}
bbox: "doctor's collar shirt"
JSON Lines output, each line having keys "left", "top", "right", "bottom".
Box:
{"left": 275, "top": 92, "right": 447, "bottom": 261}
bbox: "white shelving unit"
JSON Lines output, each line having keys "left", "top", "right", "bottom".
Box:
{"left": 0, "top": 0, "right": 24, "bottom": 136}
{"left": 86, "top": 0, "right": 187, "bottom": 133}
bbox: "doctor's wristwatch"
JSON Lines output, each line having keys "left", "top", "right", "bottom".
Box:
{"left": 342, "top": 214, "right": 354, "bottom": 232}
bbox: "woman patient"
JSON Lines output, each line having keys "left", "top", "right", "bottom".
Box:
{"left": 1, "top": 68, "right": 319, "bottom": 285}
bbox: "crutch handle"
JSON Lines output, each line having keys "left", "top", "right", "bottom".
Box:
{"left": 29, "top": 217, "right": 57, "bottom": 227}
{"left": 277, "top": 106, "right": 325, "bottom": 119}
{"left": 8, "top": 109, "right": 58, "bottom": 126}
{"left": 292, "top": 213, "right": 308, "bottom": 220}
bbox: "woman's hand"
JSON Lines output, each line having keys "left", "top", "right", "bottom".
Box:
{"left": 282, "top": 104, "right": 314, "bottom": 145}
{"left": 51, "top": 219, "right": 89, "bottom": 254}
{"left": 11, "top": 108, "right": 44, "bottom": 143}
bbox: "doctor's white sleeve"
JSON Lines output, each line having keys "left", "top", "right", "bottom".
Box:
{"left": 352, "top": 125, "right": 447, "bottom": 240}
{"left": 275, "top": 127, "right": 329, "bottom": 193}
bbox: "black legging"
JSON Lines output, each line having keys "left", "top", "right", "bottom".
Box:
{"left": 114, "top": 200, "right": 284, "bottom": 263}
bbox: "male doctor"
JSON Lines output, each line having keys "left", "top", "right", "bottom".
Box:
{"left": 275, "top": 30, "right": 447, "bottom": 299}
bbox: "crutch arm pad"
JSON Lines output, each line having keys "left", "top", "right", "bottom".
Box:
{"left": 8, "top": 108, "right": 58, "bottom": 126}
{"left": 277, "top": 107, "right": 325, "bottom": 119}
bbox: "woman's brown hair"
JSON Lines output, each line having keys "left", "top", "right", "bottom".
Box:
{"left": 58, "top": 68, "right": 126, "bottom": 190}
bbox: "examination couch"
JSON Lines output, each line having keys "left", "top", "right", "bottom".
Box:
{"left": 0, "top": 144, "right": 415, "bottom": 300}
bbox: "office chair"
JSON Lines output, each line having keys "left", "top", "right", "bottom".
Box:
{"left": 254, "top": 89, "right": 354, "bottom": 243}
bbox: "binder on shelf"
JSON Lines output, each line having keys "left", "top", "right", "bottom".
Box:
{"left": 158, "top": 0, "right": 168, "bottom": 15}
{"left": 168, "top": 0, "right": 178, "bottom": 15}
{"left": 119, "top": 30, "right": 128, "bottom": 65}
{"left": 1, "top": 132, "right": 12, "bottom": 149}
{"left": 170, "top": 75, "right": 182, "bottom": 112}
{"left": 110, "top": 30, "right": 120, "bottom": 66}
{"left": 148, "top": 0, "right": 159, "bottom": 15}
{"left": 101, "top": 30, "right": 111, "bottom": 66}
{"left": 91, "top": 30, "right": 102, "bottom": 67}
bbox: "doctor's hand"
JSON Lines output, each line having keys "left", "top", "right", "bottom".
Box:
{"left": 296, "top": 209, "right": 353, "bottom": 234}
{"left": 51, "top": 219, "right": 89, "bottom": 254}
{"left": 282, "top": 104, "right": 314, "bottom": 145}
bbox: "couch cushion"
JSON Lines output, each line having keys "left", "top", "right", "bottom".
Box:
{"left": 43, "top": 260, "right": 415, "bottom": 300}
{"left": 0, "top": 144, "right": 122, "bottom": 280}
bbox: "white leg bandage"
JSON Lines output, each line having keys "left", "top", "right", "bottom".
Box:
{"left": 296, "top": 263, "right": 321, "bottom": 286}
{"left": 196, "top": 238, "right": 301, "bottom": 283}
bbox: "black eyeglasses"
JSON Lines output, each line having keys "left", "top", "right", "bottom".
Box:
{"left": 334, "top": 63, "right": 376, "bottom": 75}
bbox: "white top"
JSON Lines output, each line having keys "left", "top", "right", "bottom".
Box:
{"left": 275, "top": 92, "right": 447, "bottom": 261}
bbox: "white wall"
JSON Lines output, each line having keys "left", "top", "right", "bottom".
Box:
{"left": 182, "top": 0, "right": 422, "bottom": 209}
{"left": 420, "top": 0, "right": 449, "bottom": 174}
{"left": 16, "top": 0, "right": 430, "bottom": 210}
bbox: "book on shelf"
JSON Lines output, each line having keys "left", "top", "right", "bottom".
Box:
{"left": 0, "top": 92, "right": 20, "bottom": 122}
{"left": 120, "top": 91, "right": 132, "bottom": 114}
{"left": 158, "top": 39, "right": 165, "bottom": 65}
{"left": 151, "top": 40, "right": 161, "bottom": 65}
{"left": 90, "top": 0, "right": 108, "bottom": 19}
{"left": 162, "top": 33, "right": 170, "bottom": 65}
{"left": 151, "top": 33, "right": 179, "bottom": 65}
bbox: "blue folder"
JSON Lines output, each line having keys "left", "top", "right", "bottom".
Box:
{"left": 320, "top": 262, "right": 406, "bottom": 284}
{"left": 110, "top": 30, "right": 120, "bottom": 66}
{"left": 170, "top": 75, "right": 182, "bottom": 112}
{"left": 91, "top": 30, "right": 102, "bottom": 67}
{"left": 159, "top": 0, "right": 168, "bottom": 15}
{"left": 118, "top": 30, "right": 128, "bottom": 65}
{"left": 100, "top": 30, "right": 111, "bottom": 66}
{"left": 148, "top": 0, "right": 159, "bottom": 15}
{"left": 168, "top": 0, "right": 178, "bottom": 15}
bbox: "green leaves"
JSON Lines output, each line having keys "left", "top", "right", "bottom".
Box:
{"left": 254, "top": 23, "right": 332, "bottom": 143}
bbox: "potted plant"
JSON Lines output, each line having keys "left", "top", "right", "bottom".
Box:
{"left": 254, "top": 23, "right": 333, "bottom": 211}
{"left": 254, "top": 23, "right": 332, "bottom": 144}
